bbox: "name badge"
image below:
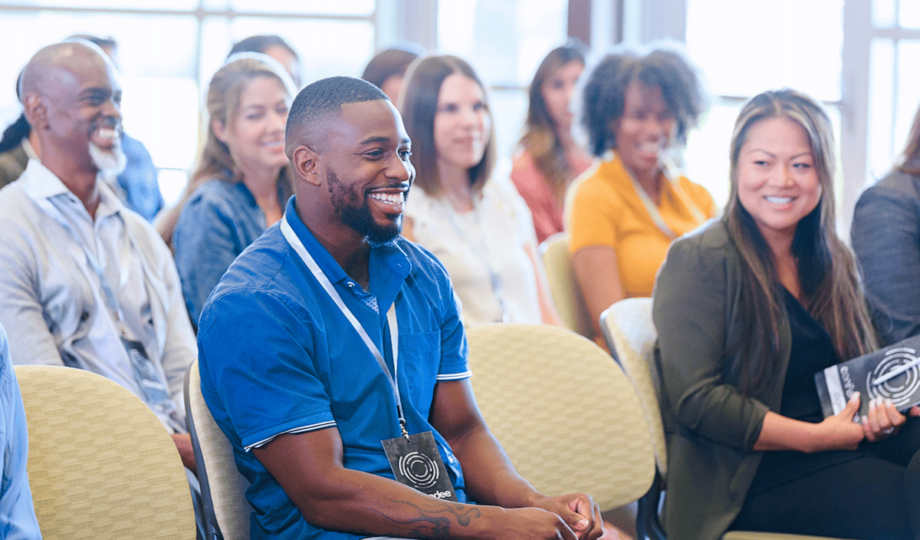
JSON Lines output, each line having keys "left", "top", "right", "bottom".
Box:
{"left": 123, "top": 335, "right": 169, "bottom": 405}
{"left": 382, "top": 431, "right": 459, "bottom": 502}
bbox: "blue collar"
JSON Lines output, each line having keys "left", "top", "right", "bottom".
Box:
{"left": 284, "top": 197, "right": 412, "bottom": 312}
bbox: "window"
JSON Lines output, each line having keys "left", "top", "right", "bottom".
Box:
{"left": 438, "top": 0, "right": 569, "bottom": 168}
{"left": 683, "top": 0, "right": 845, "bottom": 208}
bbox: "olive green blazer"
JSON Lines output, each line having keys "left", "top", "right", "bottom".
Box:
{"left": 653, "top": 219, "right": 792, "bottom": 540}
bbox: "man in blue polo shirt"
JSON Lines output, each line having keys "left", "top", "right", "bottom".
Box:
{"left": 197, "top": 76, "right": 603, "bottom": 540}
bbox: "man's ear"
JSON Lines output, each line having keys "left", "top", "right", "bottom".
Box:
{"left": 211, "top": 118, "right": 228, "bottom": 143}
{"left": 22, "top": 93, "right": 47, "bottom": 131}
{"left": 292, "top": 145, "right": 321, "bottom": 186}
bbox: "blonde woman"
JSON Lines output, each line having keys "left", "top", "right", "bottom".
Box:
{"left": 172, "top": 54, "right": 295, "bottom": 325}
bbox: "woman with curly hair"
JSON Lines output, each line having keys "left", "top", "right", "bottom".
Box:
{"left": 567, "top": 46, "right": 714, "bottom": 342}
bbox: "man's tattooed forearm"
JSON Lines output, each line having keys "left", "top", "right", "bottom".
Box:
{"left": 368, "top": 499, "right": 483, "bottom": 537}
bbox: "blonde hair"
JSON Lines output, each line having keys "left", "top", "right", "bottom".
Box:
{"left": 724, "top": 89, "right": 876, "bottom": 395}
{"left": 189, "top": 53, "right": 295, "bottom": 198}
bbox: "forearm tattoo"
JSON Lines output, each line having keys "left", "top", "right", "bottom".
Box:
{"left": 369, "top": 499, "right": 483, "bottom": 537}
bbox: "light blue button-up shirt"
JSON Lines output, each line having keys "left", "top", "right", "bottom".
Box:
{"left": 0, "top": 324, "right": 42, "bottom": 540}
{"left": 0, "top": 159, "right": 196, "bottom": 431}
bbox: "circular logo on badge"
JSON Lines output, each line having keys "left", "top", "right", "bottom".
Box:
{"left": 398, "top": 451, "right": 439, "bottom": 489}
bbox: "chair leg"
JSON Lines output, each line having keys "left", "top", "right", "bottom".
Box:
{"left": 635, "top": 473, "right": 666, "bottom": 540}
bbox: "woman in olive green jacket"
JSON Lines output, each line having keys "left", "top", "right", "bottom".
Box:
{"left": 653, "top": 89, "right": 920, "bottom": 540}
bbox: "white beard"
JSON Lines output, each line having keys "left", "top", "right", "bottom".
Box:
{"left": 89, "top": 140, "right": 127, "bottom": 179}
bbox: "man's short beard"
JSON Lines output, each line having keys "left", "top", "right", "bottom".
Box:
{"left": 89, "top": 141, "right": 127, "bottom": 179}
{"left": 327, "top": 168, "right": 402, "bottom": 246}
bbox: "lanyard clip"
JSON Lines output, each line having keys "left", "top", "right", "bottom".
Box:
{"left": 399, "top": 418, "right": 410, "bottom": 441}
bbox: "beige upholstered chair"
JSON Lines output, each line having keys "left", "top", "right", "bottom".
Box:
{"left": 539, "top": 233, "right": 594, "bottom": 339}
{"left": 466, "top": 323, "right": 654, "bottom": 512}
{"left": 185, "top": 359, "right": 253, "bottom": 540}
{"left": 600, "top": 299, "right": 850, "bottom": 540}
{"left": 15, "top": 365, "right": 196, "bottom": 540}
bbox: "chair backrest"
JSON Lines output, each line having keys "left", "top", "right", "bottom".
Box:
{"left": 15, "top": 365, "right": 196, "bottom": 540}
{"left": 466, "top": 323, "right": 654, "bottom": 511}
{"left": 185, "top": 359, "right": 253, "bottom": 540}
{"left": 600, "top": 298, "right": 668, "bottom": 479}
{"left": 539, "top": 233, "right": 594, "bottom": 339}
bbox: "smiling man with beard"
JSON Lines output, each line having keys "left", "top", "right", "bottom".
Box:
{"left": 0, "top": 42, "right": 198, "bottom": 475}
{"left": 196, "top": 76, "right": 604, "bottom": 540}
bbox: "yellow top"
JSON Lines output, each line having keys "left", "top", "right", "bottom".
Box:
{"left": 566, "top": 155, "right": 716, "bottom": 298}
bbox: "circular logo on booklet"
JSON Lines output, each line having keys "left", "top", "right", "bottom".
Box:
{"left": 867, "top": 349, "right": 920, "bottom": 407}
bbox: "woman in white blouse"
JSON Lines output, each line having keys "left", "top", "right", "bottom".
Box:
{"left": 400, "top": 54, "right": 560, "bottom": 327}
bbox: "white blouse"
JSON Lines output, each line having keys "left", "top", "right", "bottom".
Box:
{"left": 405, "top": 176, "right": 543, "bottom": 328}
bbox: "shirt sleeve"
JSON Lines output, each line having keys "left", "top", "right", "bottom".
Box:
{"left": 414, "top": 247, "right": 469, "bottom": 380}
{"left": 653, "top": 235, "right": 768, "bottom": 451}
{"left": 510, "top": 152, "right": 556, "bottom": 244}
{"left": 151, "top": 233, "right": 197, "bottom": 419}
{"left": 568, "top": 175, "right": 619, "bottom": 253}
{"left": 173, "top": 188, "right": 244, "bottom": 326}
{"left": 851, "top": 182, "right": 920, "bottom": 346}
{"left": 198, "top": 288, "right": 336, "bottom": 451}
{"left": 0, "top": 326, "right": 42, "bottom": 540}
{"left": 0, "top": 220, "right": 66, "bottom": 369}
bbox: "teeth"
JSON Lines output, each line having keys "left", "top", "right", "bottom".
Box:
{"left": 369, "top": 192, "right": 404, "bottom": 205}
{"left": 96, "top": 128, "right": 118, "bottom": 139}
{"left": 639, "top": 142, "right": 661, "bottom": 153}
{"left": 264, "top": 140, "right": 283, "bottom": 148}
{"left": 765, "top": 196, "right": 794, "bottom": 204}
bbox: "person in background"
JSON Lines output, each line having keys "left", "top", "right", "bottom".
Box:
{"left": 852, "top": 101, "right": 920, "bottom": 346}
{"left": 654, "top": 89, "right": 920, "bottom": 540}
{"left": 511, "top": 41, "right": 593, "bottom": 244}
{"left": 0, "top": 322, "right": 42, "bottom": 540}
{"left": 400, "top": 54, "right": 561, "bottom": 327}
{"left": 567, "top": 46, "right": 714, "bottom": 344}
{"left": 229, "top": 34, "right": 302, "bottom": 88}
{"left": 361, "top": 42, "right": 426, "bottom": 103}
{"left": 0, "top": 35, "right": 164, "bottom": 222}
{"left": 156, "top": 35, "right": 302, "bottom": 246}
{"left": 0, "top": 39, "right": 197, "bottom": 472}
{"left": 0, "top": 102, "right": 36, "bottom": 190}
{"left": 173, "top": 54, "right": 294, "bottom": 327}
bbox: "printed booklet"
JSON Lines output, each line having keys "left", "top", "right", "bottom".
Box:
{"left": 815, "top": 334, "right": 920, "bottom": 418}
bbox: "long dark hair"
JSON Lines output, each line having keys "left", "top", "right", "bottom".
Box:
{"left": 362, "top": 44, "right": 424, "bottom": 90}
{"left": 725, "top": 89, "right": 877, "bottom": 396}
{"left": 518, "top": 42, "right": 586, "bottom": 198}
{"left": 400, "top": 54, "right": 496, "bottom": 197}
{"left": 0, "top": 114, "right": 30, "bottom": 154}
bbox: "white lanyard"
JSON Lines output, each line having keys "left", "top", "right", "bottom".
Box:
{"left": 280, "top": 214, "right": 408, "bottom": 437}
{"left": 440, "top": 199, "right": 511, "bottom": 323}
{"left": 615, "top": 153, "right": 706, "bottom": 239}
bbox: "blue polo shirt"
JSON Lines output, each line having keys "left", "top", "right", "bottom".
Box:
{"left": 198, "top": 197, "right": 471, "bottom": 540}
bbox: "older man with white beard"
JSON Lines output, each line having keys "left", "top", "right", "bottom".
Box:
{"left": 0, "top": 41, "right": 198, "bottom": 473}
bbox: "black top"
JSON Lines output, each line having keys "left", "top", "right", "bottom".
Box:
{"left": 746, "top": 288, "right": 860, "bottom": 495}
